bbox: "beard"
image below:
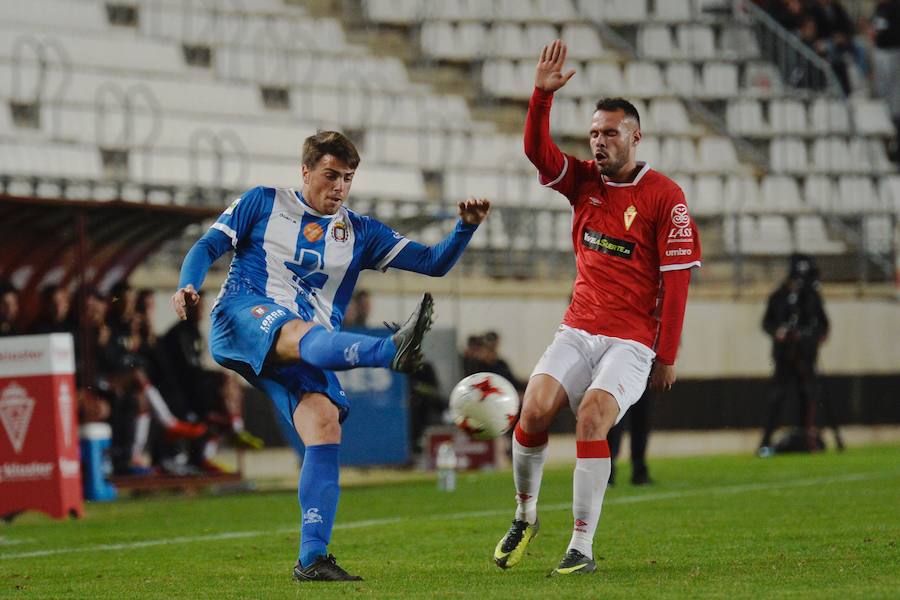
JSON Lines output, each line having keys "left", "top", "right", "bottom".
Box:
{"left": 596, "top": 154, "right": 627, "bottom": 177}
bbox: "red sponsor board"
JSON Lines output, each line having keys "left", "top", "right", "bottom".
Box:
{"left": 0, "top": 334, "right": 82, "bottom": 519}
{"left": 424, "top": 425, "right": 499, "bottom": 471}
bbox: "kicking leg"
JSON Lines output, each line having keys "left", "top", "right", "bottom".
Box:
{"left": 272, "top": 294, "right": 433, "bottom": 373}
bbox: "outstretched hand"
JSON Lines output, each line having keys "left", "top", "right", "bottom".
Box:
{"left": 458, "top": 198, "right": 491, "bottom": 225}
{"left": 535, "top": 39, "right": 576, "bottom": 93}
{"left": 172, "top": 284, "right": 200, "bottom": 321}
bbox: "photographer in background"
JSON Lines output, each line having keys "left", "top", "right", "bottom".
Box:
{"left": 758, "top": 254, "right": 830, "bottom": 457}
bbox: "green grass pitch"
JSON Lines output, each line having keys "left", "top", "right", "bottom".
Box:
{"left": 2, "top": 444, "right": 898, "bottom": 599}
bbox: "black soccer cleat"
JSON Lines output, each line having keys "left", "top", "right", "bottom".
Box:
{"left": 494, "top": 518, "right": 539, "bottom": 569}
{"left": 388, "top": 293, "right": 434, "bottom": 373}
{"left": 549, "top": 548, "right": 597, "bottom": 576}
{"left": 292, "top": 555, "right": 363, "bottom": 582}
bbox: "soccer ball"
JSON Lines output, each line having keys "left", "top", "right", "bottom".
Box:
{"left": 449, "top": 372, "right": 520, "bottom": 440}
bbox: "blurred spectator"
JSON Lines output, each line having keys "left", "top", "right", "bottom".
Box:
{"left": 758, "top": 254, "right": 830, "bottom": 457}
{"left": 29, "top": 285, "right": 74, "bottom": 335}
{"left": 343, "top": 289, "right": 372, "bottom": 328}
{"left": 462, "top": 334, "right": 489, "bottom": 375}
{"left": 0, "top": 281, "right": 20, "bottom": 337}
{"left": 481, "top": 331, "right": 525, "bottom": 392}
{"left": 407, "top": 359, "right": 443, "bottom": 458}
{"left": 608, "top": 391, "right": 653, "bottom": 485}
{"left": 870, "top": 0, "right": 900, "bottom": 162}
{"left": 810, "top": 0, "right": 871, "bottom": 84}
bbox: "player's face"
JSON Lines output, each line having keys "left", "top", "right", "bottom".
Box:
{"left": 301, "top": 154, "right": 355, "bottom": 215}
{"left": 589, "top": 109, "right": 640, "bottom": 178}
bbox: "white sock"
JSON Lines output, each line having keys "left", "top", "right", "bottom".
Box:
{"left": 131, "top": 412, "right": 151, "bottom": 461}
{"left": 204, "top": 436, "right": 220, "bottom": 460}
{"left": 567, "top": 440, "right": 612, "bottom": 559}
{"left": 142, "top": 384, "right": 176, "bottom": 428}
{"left": 512, "top": 426, "right": 549, "bottom": 524}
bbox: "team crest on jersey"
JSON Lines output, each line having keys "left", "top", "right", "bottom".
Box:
{"left": 624, "top": 205, "right": 637, "bottom": 230}
{"left": 251, "top": 306, "right": 268, "bottom": 318}
{"left": 303, "top": 222, "right": 324, "bottom": 242}
{"left": 332, "top": 219, "right": 348, "bottom": 242}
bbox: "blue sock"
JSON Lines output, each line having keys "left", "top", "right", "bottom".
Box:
{"left": 298, "top": 443, "right": 341, "bottom": 567}
{"left": 299, "top": 325, "right": 396, "bottom": 371}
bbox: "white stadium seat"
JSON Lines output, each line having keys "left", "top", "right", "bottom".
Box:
{"left": 768, "top": 99, "right": 808, "bottom": 135}
{"left": 649, "top": 99, "right": 692, "bottom": 135}
{"left": 880, "top": 176, "right": 900, "bottom": 212}
{"left": 804, "top": 175, "right": 840, "bottom": 213}
{"left": 700, "top": 63, "right": 739, "bottom": 98}
{"left": 743, "top": 62, "right": 784, "bottom": 96}
{"left": 653, "top": 0, "right": 692, "bottom": 22}
{"left": 760, "top": 175, "right": 805, "bottom": 214}
{"left": 863, "top": 216, "right": 893, "bottom": 253}
{"left": 562, "top": 24, "right": 605, "bottom": 60}
{"left": 838, "top": 176, "right": 880, "bottom": 214}
{"left": 678, "top": 25, "right": 716, "bottom": 59}
{"left": 639, "top": 25, "right": 677, "bottom": 59}
{"left": 809, "top": 98, "right": 850, "bottom": 134}
{"left": 586, "top": 62, "right": 625, "bottom": 97}
{"left": 624, "top": 62, "right": 665, "bottom": 97}
{"left": 769, "top": 138, "right": 808, "bottom": 174}
{"left": 724, "top": 175, "right": 759, "bottom": 213}
{"left": 694, "top": 175, "right": 724, "bottom": 216}
{"left": 490, "top": 23, "right": 530, "bottom": 59}
{"left": 726, "top": 99, "right": 769, "bottom": 136}
{"left": 810, "top": 137, "right": 847, "bottom": 174}
{"left": 665, "top": 62, "right": 699, "bottom": 97}
{"left": 794, "top": 215, "right": 845, "bottom": 254}
{"left": 852, "top": 99, "right": 895, "bottom": 136}
{"left": 698, "top": 137, "right": 740, "bottom": 173}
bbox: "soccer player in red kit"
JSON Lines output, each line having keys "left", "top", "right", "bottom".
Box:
{"left": 493, "top": 40, "right": 702, "bottom": 576}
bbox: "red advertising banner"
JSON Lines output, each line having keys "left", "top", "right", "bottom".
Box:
{"left": 0, "top": 334, "right": 83, "bottom": 520}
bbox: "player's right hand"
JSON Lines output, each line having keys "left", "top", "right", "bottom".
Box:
{"left": 535, "top": 39, "right": 576, "bottom": 93}
{"left": 172, "top": 284, "right": 200, "bottom": 321}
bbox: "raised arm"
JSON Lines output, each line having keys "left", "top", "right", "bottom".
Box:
{"left": 525, "top": 40, "right": 576, "bottom": 181}
{"left": 388, "top": 198, "right": 490, "bottom": 277}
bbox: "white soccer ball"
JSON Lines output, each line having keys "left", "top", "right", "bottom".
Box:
{"left": 449, "top": 372, "right": 520, "bottom": 440}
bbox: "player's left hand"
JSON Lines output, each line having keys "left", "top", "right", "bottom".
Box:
{"left": 649, "top": 362, "right": 676, "bottom": 393}
{"left": 458, "top": 198, "right": 491, "bottom": 225}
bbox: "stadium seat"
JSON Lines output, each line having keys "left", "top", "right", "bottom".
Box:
{"left": 535, "top": 0, "right": 577, "bottom": 22}
{"left": 493, "top": 0, "right": 538, "bottom": 21}
{"left": 525, "top": 24, "right": 559, "bottom": 53}
{"left": 760, "top": 175, "right": 805, "bottom": 214}
{"left": 848, "top": 138, "right": 894, "bottom": 174}
{"left": 698, "top": 137, "right": 740, "bottom": 173}
{"left": 576, "top": 0, "right": 647, "bottom": 23}
{"left": 639, "top": 25, "right": 678, "bottom": 60}
{"left": 665, "top": 62, "right": 699, "bottom": 97}
{"left": 726, "top": 99, "right": 769, "bottom": 136}
{"left": 700, "top": 63, "right": 739, "bottom": 98}
{"left": 754, "top": 215, "right": 793, "bottom": 255}
{"left": 481, "top": 60, "right": 522, "bottom": 99}
{"left": 851, "top": 99, "right": 895, "bottom": 136}
{"left": 769, "top": 138, "right": 808, "bottom": 174}
{"left": 837, "top": 176, "right": 879, "bottom": 214}
{"left": 555, "top": 211, "right": 573, "bottom": 251}
{"left": 803, "top": 175, "right": 840, "bottom": 213}
{"left": 653, "top": 0, "right": 692, "bottom": 22}
{"left": 660, "top": 138, "right": 699, "bottom": 173}
{"left": 624, "top": 62, "right": 665, "bottom": 97}
{"left": 863, "top": 215, "right": 892, "bottom": 253}
{"left": 637, "top": 136, "right": 661, "bottom": 166}
{"left": 720, "top": 25, "right": 760, "bottom": 60}
{"left": 585, "top": 61, "right": 625, "bottom": 97}
{"left": 672, "top": 174, "right": 694, "bottom": 205}
{"left": 809, "top": 98, "right": 850, "bottom": 135}
{"left": 810, "top": 137, "right": 847, "bottom": 174}
{"left": 694, "top": 175, "right": 724, "bottom": 215}
{"left": 0, "top": 0, "right": 107, "bottom": 32}
{"left": 724, "top": 175, "right": 759, "bottom": 213}
{"left": 879, "top": 176, "right": 900, "bottom": 212}
{"left": 678, "top": 25, "right": 716, "bottom": 60}
{"left": 768, "top": 99, "right": 808, "bottom": 135}
{"left": 743, "top": 62, "right": 784, "bottom": 97}
{"left": 794, "top": 215, "right": 845, "bottom": 254}
{"left": 490, "top": 23, "right": 530, "bottom": 59}
{"left": 562, "top": 24, "right": 605, "bottom": 60}
{"left": 648, "top": 99, "right": 692, "bottom": 135}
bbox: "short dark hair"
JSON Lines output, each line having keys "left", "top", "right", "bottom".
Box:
{"left": 595, "top": 98, "right": 640, "bottom": 127}
{"left": 302, "top": 130, "right": 360, "bottom": 170}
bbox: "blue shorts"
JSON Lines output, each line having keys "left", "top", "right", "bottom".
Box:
{"left": 209, "top": 292, "right": 350, "bottom": 429}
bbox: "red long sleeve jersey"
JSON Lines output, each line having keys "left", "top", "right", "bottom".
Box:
{"left": 541, "top": 154, "right": 702, "bottom": 351}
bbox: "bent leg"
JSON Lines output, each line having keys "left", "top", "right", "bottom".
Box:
{"left": 272, "top": 320, "right": 395, "bottom": 371}
{"left": 294, "top": 393, "right": 342, "bottom": 567}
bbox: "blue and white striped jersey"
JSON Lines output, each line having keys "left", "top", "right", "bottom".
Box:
{"left": 211, "top": 186, "right": 408, "bottom": 330}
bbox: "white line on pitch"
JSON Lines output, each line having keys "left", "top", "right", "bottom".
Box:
{"left": 0, "top": 470, "right": 891, "bottom": 561}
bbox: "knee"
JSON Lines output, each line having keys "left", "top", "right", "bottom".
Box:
{"left": 518, "top": 401, "right": 548, "bottom": 433}
{"left": 576, "top": 393, "right": 618, "bottom": 439}
{"left": 272, "top": 320, "right": 314, "bottom": 363}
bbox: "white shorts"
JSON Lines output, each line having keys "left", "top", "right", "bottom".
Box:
{"left": 531, "top": 325, "right": 655, "bottom": 424}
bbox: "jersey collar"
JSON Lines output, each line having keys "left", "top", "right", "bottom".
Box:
{"left": 601, "top": 162, "right": 650, "bottom": 188}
